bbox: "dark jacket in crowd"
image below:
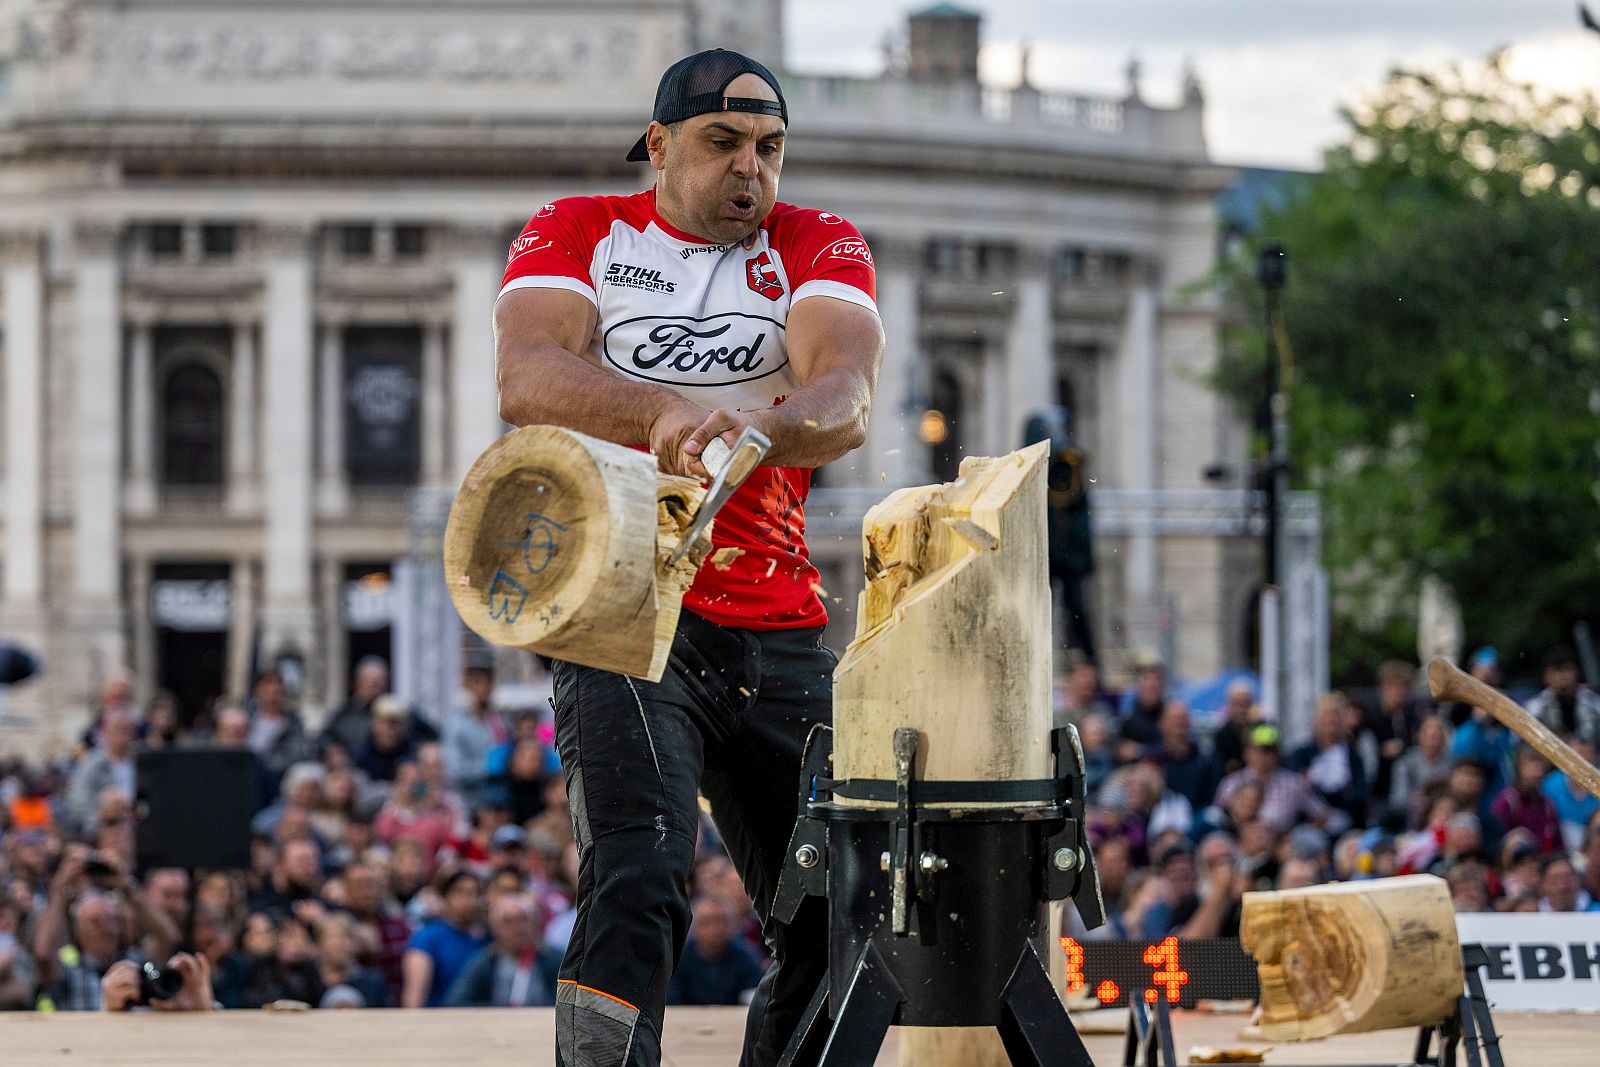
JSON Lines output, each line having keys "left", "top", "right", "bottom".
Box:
{"left": 666, "top": 936, "right": 766, "bottom": 1006}
{"left": 1147, "top": 741, "right": 1221, "bottom": 811}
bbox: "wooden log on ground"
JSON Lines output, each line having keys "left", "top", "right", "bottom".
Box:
{"left": 1240, "top": 874, "right": 1463, "bottom": 1041}
{"left": 444, "top": 425, "right": 710, "bottom": 682}
{"left": 835, "top": 442, "right": 1053, "bottom": 804}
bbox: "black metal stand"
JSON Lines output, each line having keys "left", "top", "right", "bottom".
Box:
{"left": 1119, "top": 944, "right": 1506, "bottom": 1067}
{"left": 775, "top": 724, "right": 1102, "bottom": 1067}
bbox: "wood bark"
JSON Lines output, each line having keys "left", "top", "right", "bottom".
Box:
{"left": 1240, "top": 874, "right": 1463, "bottom": 1041}
{"left": 444, "top": 425, "right": 709, "bottom": 682}
{"left": 836, "top": 442, "right": 1053, "bottom": 805}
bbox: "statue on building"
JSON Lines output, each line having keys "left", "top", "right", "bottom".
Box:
{"left": 1024, "top": 407, "right": 1096, "bottom": 659}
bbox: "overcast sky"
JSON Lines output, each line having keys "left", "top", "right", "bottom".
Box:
{"left": 785, "top": 1, "right": 1600, "bottom": 168}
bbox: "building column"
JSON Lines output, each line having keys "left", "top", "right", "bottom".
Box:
{"left": 1118, "top": 263, "right": 1161, "bottom": 647}
{"left": 316, "top": 315, "right": 348, "bottom": 514}
{"left": 124, "top": 314, "right": 157, "bottom": 515}
{"left": 0, "top": 229, "right": 50, "bottom": 736}
{"left": 1006, "top": 245, "right": 1056, "bottom": 447}
{"left": 1, "top": 230, "right": 46, "bottom": 611}
{"left": 225, "top": 557, "right": 257, "bottom": 702}
{"left": 70, "top": 221, "right": 128, "bottom": 714}
{"left": 860, "top": 236, "right": 924, "bottom": 487}
{"left": 318, "top": 553, "right": 347, "bottom": 720}
{"left": 450, "top": 224, "right": 504, "bottom": 483}
{"left": 259, "top": 224, "right": 318, "bottom": 675}
{"left": 227, "top": 317, "right": 259, "bottom": 514}
{"left": 420, "top": 317, "right": 447, "bottom": 487}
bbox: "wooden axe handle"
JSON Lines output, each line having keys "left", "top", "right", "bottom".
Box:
{"left": 1427, "top": 656, "right": 1600, "bottom": 801}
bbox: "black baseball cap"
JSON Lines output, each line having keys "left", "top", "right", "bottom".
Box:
{"left": 626, "top": 48, "right": 787, "bottom": 163}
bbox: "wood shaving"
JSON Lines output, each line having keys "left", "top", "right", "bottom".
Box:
{"left": 708, "top": 546, "right": 745, "bottom": 571}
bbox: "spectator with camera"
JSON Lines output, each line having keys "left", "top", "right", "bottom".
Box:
{"left": 31, "top": 845, "right": 180, "bottom": 1010}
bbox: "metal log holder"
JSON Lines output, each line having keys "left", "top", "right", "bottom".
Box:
{"left": 773, "top": 722, "right": 1105, "bottom": 1067}
{"left": 1120, "top": 944, "right": 1507, "bottom": 1067}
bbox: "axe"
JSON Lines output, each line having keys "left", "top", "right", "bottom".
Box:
{"left": 1427, "top": 656, "right": 1600, "bottom": 801}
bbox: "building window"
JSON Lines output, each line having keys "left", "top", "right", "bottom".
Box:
{"left": 201, "top": 224, "right": 237, "bottom": 259}
{"left": 927, "top": 367, "right": 965, "bottom": 482}
{"left": 147, "top": 223, "right": 183, "bottom": 260}
{"left": 344, "top": 326, "right": 421, "bottom": 486}
{"left": 1055, "top": 247, "right": 1087, "bottom": 282}
{"left": 394, "top": 224, "right": 427, "bottom": 259}
{"left": 339, "top": 224, "right": 376, "bottom": 259}
{"left": 161, "top": 361, "right": 226, "bottom": 487}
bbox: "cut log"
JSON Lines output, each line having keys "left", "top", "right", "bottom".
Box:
{"left": 1240, "top": 874, "right": 1463, "bottom": 1041}
{"left": 443, "top": 425, "right": 710, "bottom": 682}
{"left": 835, "top": 442, "right": 1053, "bottom": 804}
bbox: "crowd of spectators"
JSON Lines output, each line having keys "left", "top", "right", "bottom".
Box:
{"left": 0, "top": 653, "right": 768, "bottom": 1013}
{"left": 1057, "top": 645, "right": 1600, "bottom": 943}
{"left": 0, "top": 642, "right": 1596, "bottom": 1015}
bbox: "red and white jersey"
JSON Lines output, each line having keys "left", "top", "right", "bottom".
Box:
{"left": 498, "top": 188, "right": 878, "bottom": 631}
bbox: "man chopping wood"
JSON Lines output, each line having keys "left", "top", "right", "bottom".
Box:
{"left": 493, "top": 49, "right": 884, "bottom": 1067}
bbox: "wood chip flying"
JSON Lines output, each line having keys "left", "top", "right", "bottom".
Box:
{"left": 708, "top": 546, "right": 745, "bottom": 571}
{"left": 809, "top": 580, "right": 828, "bottom": 597}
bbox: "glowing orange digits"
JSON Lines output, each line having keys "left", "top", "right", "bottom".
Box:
{"left": 1059, "top": 937, "right": 1086, "bottom": 994}
{"left": 1142, "top": 936, "right": 1189, "bottom": 1003}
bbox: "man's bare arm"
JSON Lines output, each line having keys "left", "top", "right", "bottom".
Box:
{"left": 494, "top": 287, "right": 705, "bottom": 449}
{"left": 682, "top": 296, "right": 883, "bottom": 470}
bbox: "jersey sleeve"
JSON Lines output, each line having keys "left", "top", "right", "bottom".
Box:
{"left": 497, "top": 197, "right": 613, "bottom": 306}
{"left": 775, "top": 209, "right": 879, "bottom": 314}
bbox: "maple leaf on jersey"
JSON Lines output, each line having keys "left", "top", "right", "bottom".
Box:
{"left": 755, "top": 472, "right": 803, "bottom": 556}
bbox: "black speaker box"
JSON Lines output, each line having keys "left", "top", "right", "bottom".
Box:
{"left": 134, "top": 748, "right": 256, "bottom": 872}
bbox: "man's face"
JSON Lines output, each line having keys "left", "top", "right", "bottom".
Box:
{"left": 75, "top": 895, "right": 125, "bottom": 959}
{"left": 355, "top": 664, "right": 388, "bottom": 701}
{"left": 691, "top": 899, "right": 733, "bottom": 955}
{"left": 281, "top": 841, "right": 321, "bottom": 891}
{"left": 147, "top": 869, "right": 189, "bottom": 923}
{"left": 1546, "top": 663, "right": 1578, "bottom": 696}
{"left": 1136, "top": 668, "right": 1164, "bottom": 705}
{"left": 1224, "top": 686, "right": 1253, "bottom": 722}
{"left": 649, "top": 73, "right": 785, "bottom": 245}
{"left": 345, "top": 865, "right": 380, "bottom": 914}
{"left": 216, "top": 709, "right": 250, "bottom": 747}
{"left": 1068, "top": 664, "right": 1097, "bottom": 702}
{"left": 445, "top": 879, "right": 482, "bottom": 927}
{"left": 1246, "top": 743, "right": 1278, "bottom": 775}
{"left": 255, "top": 673, "right": 284, "bottom": 708}
{"left": 463, "top": 669, "right": 494, "bottom": 708}
{"left": 1379, "top": 676, "right": 1408, "bottom": 709}
{"left": 1542, "top": 860, "right": 1580, "bottom": 910}
{"left": 103, "top": 711, "right": 134, "bottom": 753}
{"left": 489, "top": 897, "right": 538, "bottom": 955}
{"left": 1158, "top": 702, "right": 1190, "bottom": 747}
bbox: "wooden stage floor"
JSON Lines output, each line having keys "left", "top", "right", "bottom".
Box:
{"left": 0, "top": 1007, "right": 1593, "bottom": 1065}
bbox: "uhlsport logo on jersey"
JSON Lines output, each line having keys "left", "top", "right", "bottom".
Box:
{"left": 746, "top": 251, "right": 785, "bottom": 300}
{"left": 813, "top": 237, "right": 873, "bottom": 269}
{"left": 602, "top": 313, "right": 788, "bottom": 387}
{"left": 507, "top": 232, "right": 552, "bottom": 265}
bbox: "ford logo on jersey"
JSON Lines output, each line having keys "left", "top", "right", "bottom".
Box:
{"left": 603, "top": 313, "right": 788, "bottom": 387}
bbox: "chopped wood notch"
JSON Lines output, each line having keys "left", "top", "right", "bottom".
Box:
{"left": 1240, "top": 874, "right": 1463, "bottom": 1041}
{"left": 444, "top": 425, "right": 711, "bottom": 682}
{"left": 834, "top": 441, "right": 1053, "bottom": 804}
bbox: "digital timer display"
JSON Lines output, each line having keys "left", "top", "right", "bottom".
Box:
{"left": 1060, "top": 937, "right": 1260, "bottom": 1009}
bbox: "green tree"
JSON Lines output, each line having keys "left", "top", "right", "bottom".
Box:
{"left": 1219, "top": 60, "right": 1600, "bottom": 683}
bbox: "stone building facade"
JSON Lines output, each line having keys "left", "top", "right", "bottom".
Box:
{"left": 0, "top": 0, "right": 1250, "bottom": 754}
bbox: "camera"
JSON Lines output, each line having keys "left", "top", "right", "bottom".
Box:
{"left": 138, "top": 960, "right": 184, "bottom": 1004}
{"left": 83, "top": 854, "right": 118, "bottom": 884}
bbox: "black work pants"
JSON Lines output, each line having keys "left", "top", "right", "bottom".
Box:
{"left": 550, "top": 609, "right": 833, "bottom": 1067}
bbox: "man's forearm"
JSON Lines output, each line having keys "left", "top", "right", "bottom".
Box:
{"left": 748, "top": 367, "right": 872, "bottom": 469}
{"left": 496, "top": 343, "right": 686, "bottom": 445}
{"left": 127, "top": 892, "right": 179, "bottom": 959}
